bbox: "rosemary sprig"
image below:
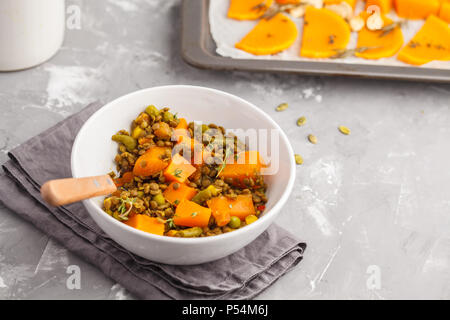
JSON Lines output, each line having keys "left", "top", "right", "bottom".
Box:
{"left": 252, "top": 1, "right": 270, "bottom": 12}
{"left": 216, "top": 147, "right": 232, "bottom": 178}
{"left": 379, "top": 20, "right": 406, "bottom": 38}
{"left": 260, "top": 3, "right": 306, "bottom": 20}
{"left": 330, "top": 46, "right": 381, "bottom": 59}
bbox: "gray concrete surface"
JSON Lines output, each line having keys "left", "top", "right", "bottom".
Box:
{"left": 0, "top": 0, "right": 449, "bottom": 300}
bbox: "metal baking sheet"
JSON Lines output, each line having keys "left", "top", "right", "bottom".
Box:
{"left": 181, "top": 0, "right": 450, "bottom": 83}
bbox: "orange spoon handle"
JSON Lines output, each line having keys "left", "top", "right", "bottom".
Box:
{"left": 40, "top": 175, "right": 117, "bottom": 207}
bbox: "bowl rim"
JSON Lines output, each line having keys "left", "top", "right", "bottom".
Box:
{"left": 71, "top": 85, "right": 296, "bottom": 244}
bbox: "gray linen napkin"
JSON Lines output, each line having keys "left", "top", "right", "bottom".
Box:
{"left": 0, "top": 102, "right": 306, "bottom": 300}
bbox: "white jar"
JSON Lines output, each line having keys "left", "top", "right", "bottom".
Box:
{"left": 0, "top": 0, "right": 65, "bottom": 71}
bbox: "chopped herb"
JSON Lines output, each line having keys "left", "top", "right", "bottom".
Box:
{"left": 166, "top": 218, "right": 176, "bottom": 229}
{"left": 174, "top": 199, "right": 180, "bottom": 205}
{"left": 117, "top": 197, "right": 136, "bottom": 221}
{"left": 191, "top": 212, "right": 198, "bottom": 217}
{"left": 173, "top": 168, "right": 183, "bottom": 178}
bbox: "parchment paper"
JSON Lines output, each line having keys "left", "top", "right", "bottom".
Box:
{"left": 209, "top": 0, "right": 450, "bottom": 70}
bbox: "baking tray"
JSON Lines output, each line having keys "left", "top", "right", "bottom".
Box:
{"left": 181, "top": 0, "right": 450, "bottom": 83}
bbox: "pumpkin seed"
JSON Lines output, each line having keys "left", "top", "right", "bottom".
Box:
{"left": 308, "top": 134, "right": 317, "bottom": 144}
{"left": 296, "top": 116, "right": 306, "bottom": 126}
{"left": 276, "top": 103, "right": 289, "bottom": 112}
{"left": 338, "top": 126, "right": 351, "bottom": 135}
{"left": 295, "top": 154, "right": 303, "bottom": 165}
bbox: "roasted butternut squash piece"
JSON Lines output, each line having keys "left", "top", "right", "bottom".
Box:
{"left": 125, "top": 214, "right": 165, "bottom": 236}
{"left": 439, "top": 0, "right": 450, "bottom": 23}
{"left": 366, "top": 0, "right": 393, "bottom": 14}
{"left": 163, "top": 182, "right": 198, "bottom": 206}
{"left": 300, "top": 7, "right": 351, "bottom": 58}
{"left": 164, "top": 153, "right": 197, "bottom": 183}
{"left": 114, "top": 171, "right": 134, "bottom": 187}
{"left": 133, "top": 146, "right": 170, "bottom": 177}
{"left": 218, "top": 151, "right": 266, "bottom": 187}
{"left": 394, "top": 0, "right": 440, "bottom": 19}
{"left": 207, "top": 194, "right": 256, "bottom": 226}
{"left": 174, "top": 135, "right": 210, "bottom": 166}
{"left": 228, "top": 0, "right": 274, "bottom": 20}
{"left": 174, "top": 200, "right": 212, "bottom": 228}
{"left": 235, "top": 13, "right": 298, "bottom": 55}
{"left": 355, "top": 15, "right": 404, "bottom": 59}
{"left": 398, "top": 15, "right": 450, "bottom": 65}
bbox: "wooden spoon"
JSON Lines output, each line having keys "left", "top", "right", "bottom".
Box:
{"left": 40, "top": 175, "right": 117, "bottom": 207}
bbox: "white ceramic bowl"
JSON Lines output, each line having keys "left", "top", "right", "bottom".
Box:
{"left": 71, "top": 85, "right": 295, "bottom": 265}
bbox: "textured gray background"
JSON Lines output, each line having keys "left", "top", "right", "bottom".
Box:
{"left": 0, "top": 0, "right": 449, "bottom": 300}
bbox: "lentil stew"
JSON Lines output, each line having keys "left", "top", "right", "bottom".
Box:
{"left": 102, "top": 105, "right": 268, "bottom": 238}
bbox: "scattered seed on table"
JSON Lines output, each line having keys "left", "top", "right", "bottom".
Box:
{"left": 295, "top": 154, "right": 303, "bottom": 165}
{"left": 276, "top": 103, "right": 289, "bottom": 112}
{"left": 296, "top": 116, "right": 306, "bottom": 126}
{"left": 338, "top": 126, "right": 351, "bottom": 135}
{"left": 308, "top": 134, "right": 317, "bottom": 144}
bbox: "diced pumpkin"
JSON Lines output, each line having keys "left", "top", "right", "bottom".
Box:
{"left": 207, "top": 194, "right": 256, "bottom": 225}
{"left": 206, "top": 197, "right": 231, "bottom": 227}
{"left": 235, "top": 13, "right": 298, "bottom": 56}
{"left": 324, "top": 0, "right": 357, "bottom": 9}
{"left": 355, "top": 15, "right": 404, "bottom": 59}
{"left": 164, "top": 153, "right": 197, "bottom": 183}
{"left": 228, "top": 0, "right": 274, "bottom": 20}
{"left": 176, "top": 118, "right": 188, "bottom": 130}
{"left": 398, "top": 15, "right": 450, "bottom": 66}
{"left": 172, "top": 118, "right": 189, "bottom": 141}
{"left": 176, "top": 134, "right": 195, "bottom": 151}
{"left": 163, "top": 182, "right": 198, "bottom": 206}
{"left": 218, "top": 151, "right": 266, "bottom": 187}
{"left": 174, "top": 200, "right": 212, "bottom": 228}
{"left": 133, "top": 146, "right": 170, "bottom": 177}
{"left": 439, "top": 0, "right": 450, "bottom": 23}
{"left": 173, "top": 129, "right": 188, "bottom": 142}
{"left": 174, "top": 135, "right": 211, "bottom": 166}
{"left": 114, "top": 171, "right": 134, "bottom": 187}
{"left": 366, "top": 0, "right": 393, "bottom": 14}
{"left": 394, "top": 0, "right": 440, "bottom": 19}
{"left": 154, "top": 122, "right": 172, "bottom": 139}
{"left": 125, "top": 214, "right": 165, "bottom": 236}
{"left": 300, "top": 7, "right": 351, "bottom": 58}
